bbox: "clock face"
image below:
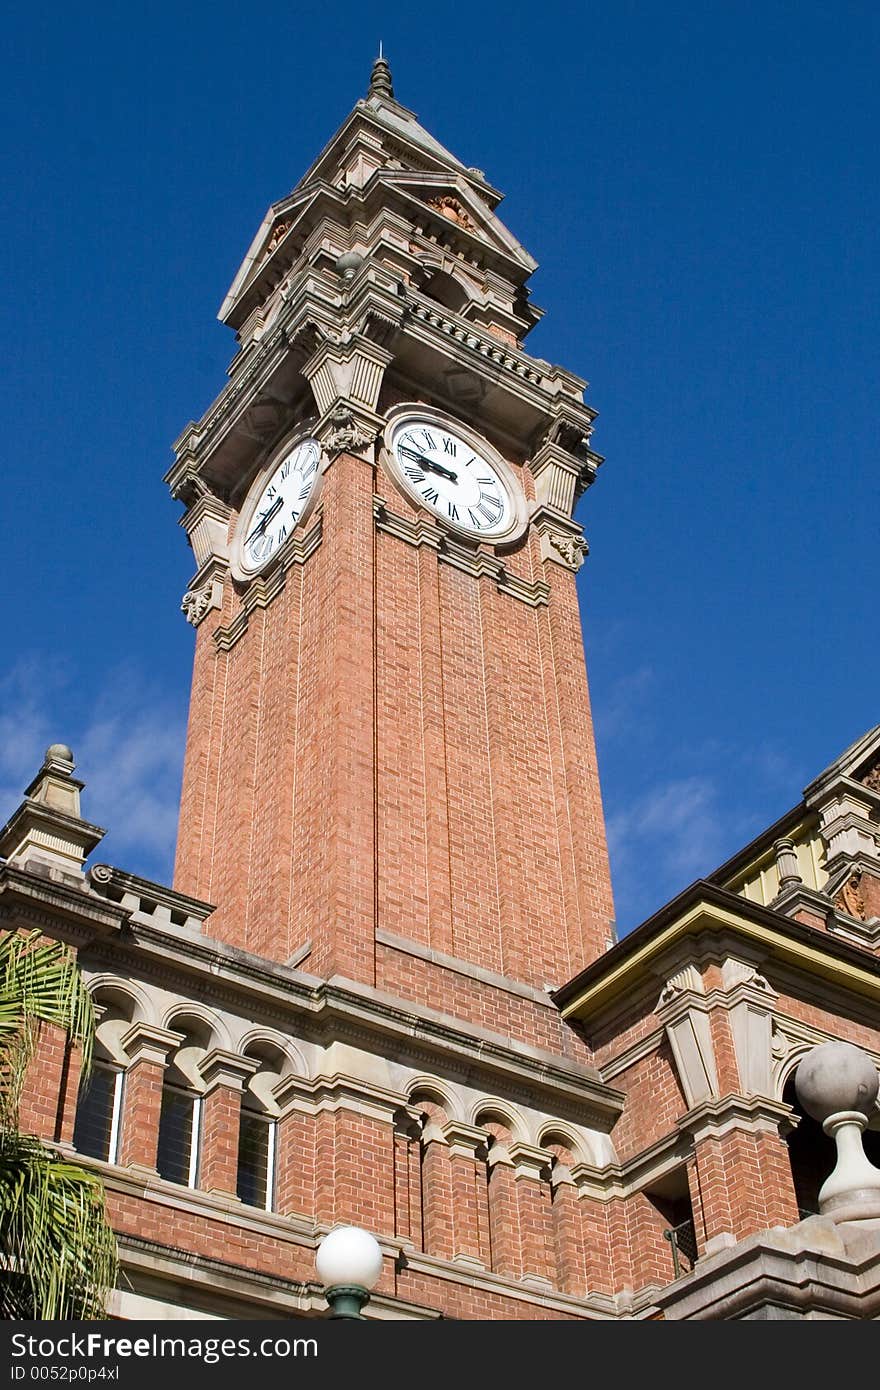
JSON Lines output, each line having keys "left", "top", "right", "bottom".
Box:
{"left": 387, "top": 415, "right": 520, "bottom": 541}
{"left": 236, "top": 437, "right": 321, "bottom": 576}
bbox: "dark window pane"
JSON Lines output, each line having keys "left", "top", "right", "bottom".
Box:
{"left": 237, "top": 1111, "right": 273, "bottom": 1208}
{"left": 73, "top": 1065, "right": 118, "bottom": 1161}
{"left": 157, "top": 1088, "right": 196, "bottom": 1185}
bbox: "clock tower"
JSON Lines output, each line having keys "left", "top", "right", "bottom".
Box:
{"left": 169, "top": 53, "right": 614, "bottom": 1027}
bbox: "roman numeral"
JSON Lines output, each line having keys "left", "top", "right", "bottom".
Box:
{"left": 404, "top": 464, "right": 426, "bottom": 483}
{"left": 476, "top": 497, "right": 501, "bottom": 522}
{"left": 267, "top": 485, "right": 277, "bottom": 499}
{"left": 476, "top": 476, "right": 494, "bottom": 485}
{"left": 442, "top": 438, "right": 457, "bottom": 456}
{"left": 277, "top": 523, "right": 287, "bottom": 542}
{"left": 303, "top": 460, "right": 318, "bottom": 478}
{"left": 448, "top": 502, "right": 459, "bottom": 520}
{"left": 280, "top": 461, "right": 290, "bottom": 480}
{"left": 299, "top": 483, "right": 311, "bottom": 500}
{"left": 468, "top": 508, "right": 484, "bottom": 529}
{"left": 421, "top": 429, "right": 437, "bottom": 451}
{"left": 422, "top": 486, "right": 440, "bottom": 505}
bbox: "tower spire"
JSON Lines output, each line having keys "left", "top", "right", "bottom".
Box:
{"left": 368, "top": 45, "right": 394, "bottom": 99}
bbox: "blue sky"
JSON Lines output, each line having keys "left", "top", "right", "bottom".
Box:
{"left": 1, "top": 2, "right": 877, "bottom": 935}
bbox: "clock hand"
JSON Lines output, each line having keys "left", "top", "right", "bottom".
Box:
{"left": 398, "top": 446, "right": 458, "bottom": 485}
{"left": 245, "top": 495, "right": 283, "bottom": 545}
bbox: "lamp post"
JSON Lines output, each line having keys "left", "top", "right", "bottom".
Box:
{"left": 315, "top": 1226, "right": 384, "bottom": 1319}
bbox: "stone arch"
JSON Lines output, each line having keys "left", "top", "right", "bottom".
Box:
{"left": 162, "top": 1002, "right": 231, "bottom": 1052}
{"left": 471, "top": 1098, "right": 526, "bottom": 1144}
{"left": 535, "top": 1122, "right": 593, "bottom": 1168}
{"left": 86, "top": 973, "right": 152, "bottom": 1024}
{"left": 239, "top": 1029, "right": 305, "bottom": 1118}
{"left": 162, "top": 1004, "right": 230, "bottom": 1092}
{"left": 86, "top": 975, "right": 152, "bottom": 1065}
{"left": 406, "top": 1076, "right": 463, "bottom": 1125}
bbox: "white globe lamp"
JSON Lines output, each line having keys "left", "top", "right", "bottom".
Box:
{"left": 315, "top": 1226, "right": 383, "bottom": 1318}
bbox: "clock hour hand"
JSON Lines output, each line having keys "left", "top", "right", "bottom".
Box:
{"left": 245, "top": 495, "right": 283, "bottom": 545}
{"left": 398, "top": 446, "right": 458, "bottom": 485}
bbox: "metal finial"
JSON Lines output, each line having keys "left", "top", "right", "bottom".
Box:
{"left": 369, "top": 46, "right": 394, "bottom": 99}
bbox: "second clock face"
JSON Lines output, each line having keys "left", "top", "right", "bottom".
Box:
{"left": 388, "top": 415, "right": 519, "bottom": 540}
{"left": 236, "top": 437, "right": 321, "bottom": 576}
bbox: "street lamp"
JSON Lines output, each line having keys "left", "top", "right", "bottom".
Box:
{"left": 316, "top": 1225, "right": 384, "bottom": 1319}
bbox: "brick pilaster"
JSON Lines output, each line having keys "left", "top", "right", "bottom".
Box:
{"left": 684, "top": 1099, "right": 799, "bottom": 1252}
{"left": 197, "top": 1050, "right": 259, "bottom": 1196}
{"left": 116, "top": 1024, "right": 183, "bottom": 1173}
{"left": 445, "top": 1123, "right": 489, "bottom": 1268}
{"left": 486, "top": 1143, "right": 520, "bottom": 1278}
{"left": 549, "top": 1167, "right": 585, "bottom": 1295}
{"left": 509, "top": 1143, "right": 555, "bottom": 1286}
{"left": 420, "top": 1124, "right": 455, "bottom": 1261}
{"left": 18, "top": 1020, "right": 69, "bottom": 1141}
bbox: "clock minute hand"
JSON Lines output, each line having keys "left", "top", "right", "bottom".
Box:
{"left": 246, "top": 495, "right": 283, "bottom": 545}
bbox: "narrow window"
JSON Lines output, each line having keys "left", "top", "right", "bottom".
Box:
{"left": 156, "top": 1085, "right": 201, "bottom": 1187}
{"left": 237, "top": 1107, "right": 276, "bottom": 1211}
{"left": 73, "top": 1063, "right": 123, "bottom": 1163}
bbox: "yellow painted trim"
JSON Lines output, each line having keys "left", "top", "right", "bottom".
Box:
{"left": 560, "top": 899, "right": 880, "bottom": 1020}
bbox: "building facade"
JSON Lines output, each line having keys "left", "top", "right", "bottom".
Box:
{"left": 2, "top": 58, "right": 879, "bottom": 1320}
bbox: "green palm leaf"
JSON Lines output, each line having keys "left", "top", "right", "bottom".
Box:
{"left": 0, "top": 929, "right": 117, "bottom": 1319}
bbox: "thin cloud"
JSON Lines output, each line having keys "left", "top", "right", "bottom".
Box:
{"left": 0, "top": 659, "right": 185, "bottom": 883}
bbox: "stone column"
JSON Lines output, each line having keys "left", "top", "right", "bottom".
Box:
{"left": 197, "top": 1050, "right": 259, "bottom": 1196}
{"left": 509, "top": 1142, "right": 554, "bottom": 1287}
{"left": 116, "top": 1024, "right": 183, "bottom": 1174}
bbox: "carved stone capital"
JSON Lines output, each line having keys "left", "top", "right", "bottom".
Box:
{"left": 301, "top": 336, "right": 393, "bottom": 417}
{"left": 507, "top": 1141, "right": 551, "bottom": 1181}
{"left": 442, "top": 1121, "right": 488, "bottom": 1161}
{"left": 655, "top": 989, "right": 719, "bottom": 1108}
{"left": 532, "top": 513, "right": 590, "bottom": 571}
{"left": 198, "top": 1048, "right": 260, "bottom": 1093}
{"left": 181, "top": 577, "right": 223, "bottom": 627}
{"left": 318, "top": 402, "right": 381, "bottom": 459}
{"left": 120, "top": 1022, "right": 184, "bottom": 1069}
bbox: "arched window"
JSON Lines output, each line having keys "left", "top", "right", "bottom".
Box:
{"left": 156, "top": 1017, "right": 211, "bottom": 1187}
{"left": 237, "top": 1096, "right": 276, "bottom": 1210}
{"left": 236, "top": 1043, "right": 287, "bottom": 1211}
{"left": 73, "top": 986, "right": 133, "bottom": 1164}
{"left": 73, "top": 1062, "right": 123, "bottom": 1163}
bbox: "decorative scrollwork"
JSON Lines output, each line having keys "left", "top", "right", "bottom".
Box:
{"left": 323, "top": 405, "right": 377, "bottom": 457}
{"left": 181, "top": 582, "right": 219, "bottom": 627}
{"left": 549, "top": 533, "right": 590, "bottom": 571}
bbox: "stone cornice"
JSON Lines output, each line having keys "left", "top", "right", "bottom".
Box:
{"left": 555, "top": 880, "right": 880, "bottom": 1025}
{"left": 375, "top": 928, "right": 556, "bottom": 1006}
{"left": 0, "top": 862, "right": 128, "bottom": 945}
{"left": 80, "top": 920, "right": 623, "bottom": 1127}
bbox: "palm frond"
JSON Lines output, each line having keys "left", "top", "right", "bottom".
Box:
{"left": 0, "top": 931, "right": 97, "bottom": 1123}
{"left": 0, "top": 1127, "right": 118, "bottom": 1319}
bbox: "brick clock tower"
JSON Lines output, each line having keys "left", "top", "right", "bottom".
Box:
{"left": 8, "top": 53, "right": 880, "bottom": 1323}
{"left": 170, "top": 54, "right": 615, "bottom": 999}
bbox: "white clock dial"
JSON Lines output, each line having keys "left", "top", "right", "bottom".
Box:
{"left": 236, "top": 437, "right": 321, "bottom": 575}
{"left": 388, "top": 417, "right": 517, "bottom": 540}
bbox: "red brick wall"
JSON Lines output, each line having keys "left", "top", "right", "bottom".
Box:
{"left": 173, "top": 440, "right": 615, "bottom": 990}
